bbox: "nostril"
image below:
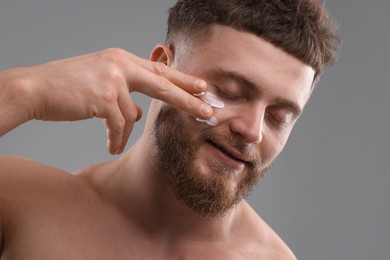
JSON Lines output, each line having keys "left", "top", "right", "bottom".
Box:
{"left": 229, "top": 117, "right": 263, "bottom": 145}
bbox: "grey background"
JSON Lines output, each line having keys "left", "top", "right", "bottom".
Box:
{"left": 0, "top": 0, "right": 389, "bottom": 259}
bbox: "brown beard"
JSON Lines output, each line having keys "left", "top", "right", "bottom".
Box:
{"left": 153, "top": 106, "right": 272, "bottom": 218}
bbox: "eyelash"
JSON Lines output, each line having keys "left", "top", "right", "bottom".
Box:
{"left": 266, "top": 111, "right": 292, "bottom": 129}
{"left": 214, "top": 85, "right": 294, "bottom": 129}
{"left": 214, "top": 86, "right": 246, "bottom": 102}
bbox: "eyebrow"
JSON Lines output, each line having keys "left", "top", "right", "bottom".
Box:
{"left": 270, "top": 97, "right": 302, "bottom": 117}
{"left": 207, "top": 68, "right": 303, "bottom": 116}
{"left": 208, "top": 68, "right": 259, "bottom": 93}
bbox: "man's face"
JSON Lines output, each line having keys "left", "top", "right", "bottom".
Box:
{"left": 153, "top": 26, "right": 314, "bottom": 218}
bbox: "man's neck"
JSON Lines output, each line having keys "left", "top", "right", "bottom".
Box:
{"left": 90, "top": 136, "right": 239, "bottom": 244}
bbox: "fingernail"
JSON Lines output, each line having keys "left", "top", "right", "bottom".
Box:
{"left": 196, "top": 117, "right": 219, "bottom": 126}
{"left": 200, "top": 103, "right": 213, "bottom": 115}
{"left": 195, "top": 80, "right": 207, "bottom": 90}
{"left": 193, "top": 92, "right": 205, "bottom": 97}
{"left": 205, "top": 117, "right": 219, "bottom": 126}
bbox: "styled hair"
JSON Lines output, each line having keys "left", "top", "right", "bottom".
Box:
{"left": 167, "top": 0, "right": 340, "bottom": 85}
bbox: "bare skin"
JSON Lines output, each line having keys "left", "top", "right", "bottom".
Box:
{"left": 0, "top": 48, "right": 213, "bottom": 154}
{"left": 0, "top": 26, "right": 314, "bottom": 259}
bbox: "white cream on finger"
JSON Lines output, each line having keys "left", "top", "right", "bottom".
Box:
{"left": 194, "top": 91, "right": 225, "bottom": 109}
{"left": 194, "top": 91, "right": 224, "bottom": 126}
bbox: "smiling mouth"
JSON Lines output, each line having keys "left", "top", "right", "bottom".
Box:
{"left": 207, "top": 140, "right": 246, "bottom": 164}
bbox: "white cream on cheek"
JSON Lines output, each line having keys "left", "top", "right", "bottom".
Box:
{"left": 194, "top": 91, "right": 225, "bottom": 109}
{"left": 194, "top": 91, "right": 225, "bottom": 126}
{"left": 195, "top": 117, "right": 219, "bottom": 126}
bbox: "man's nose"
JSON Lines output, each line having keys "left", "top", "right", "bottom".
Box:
{"left": 229, "top": 104, "right": 265, "bottom": 145}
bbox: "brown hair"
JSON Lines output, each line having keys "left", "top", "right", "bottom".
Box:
{"left": 167, "top": 0, "right": 340, "bottom": 85}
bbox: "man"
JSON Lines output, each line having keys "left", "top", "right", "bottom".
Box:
{"left": 0, "top": 0, "right": 339, "bottom": 259}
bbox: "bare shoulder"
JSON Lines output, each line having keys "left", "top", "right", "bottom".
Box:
{"left": 0, "top": 155, "right": 66, "bottom": 173}
{"left": 0, "top": 156, "right": 100, "bottom": 214}
{"left": 0, "top": 156, "right": 74, "bottom": 190}
{"left": 0, "top": 156, "right": 81, "bottom": 255}
{"left": 235, "top": 201, "right": 297, "bottom": 259}
{"left": 0, "top": 157, "right": 113, "bottom": 258}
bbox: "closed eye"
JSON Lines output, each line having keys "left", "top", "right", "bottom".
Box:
{"left": 214, "top": 85, "right": 247, "bottom": 103}
{"left": 266, "top": 110, "right": 295, "bottom": 129}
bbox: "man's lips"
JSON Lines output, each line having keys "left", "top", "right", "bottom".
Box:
{"left": 207, "top": 140, "right": 248, "bottom": 164}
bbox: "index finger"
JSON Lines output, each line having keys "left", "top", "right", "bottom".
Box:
{"left": 129, "top": 53, "right": 208, "bottom": 95}
{"left": 129, "top": 65, "right": 214, "bottom": 119}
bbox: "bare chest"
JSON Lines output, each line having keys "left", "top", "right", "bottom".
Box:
{"left": 2, "top": 208, "right": 136, "bottom": 259}
{"left": 2, "top": 210, "right": 257, "bottom": 260}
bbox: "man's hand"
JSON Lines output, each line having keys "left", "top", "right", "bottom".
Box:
{"left": 0, "top": 48, "right": 213, "bottom": 154}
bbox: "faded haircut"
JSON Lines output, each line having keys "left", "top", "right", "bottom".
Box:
{"left": 167, "top": 0, "right": 340, "bottom": 86}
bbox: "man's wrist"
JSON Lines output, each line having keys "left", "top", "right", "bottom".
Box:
{"left": 2, "top": 67, "right": 38, "bottom": 122}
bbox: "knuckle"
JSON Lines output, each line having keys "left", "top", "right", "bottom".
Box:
{"left": 152, "top": 61, "right": 169, "bottom": 76}
{"left": 104, "top": 47, "right": 127, "bottom": 57}
{"left": 186, "top": 95, "right": 198, "bottom": 110}
{"left": 101, "top": 88, "right": 118, "bottom": 104}
{"left": 104, "top": 67, "right": 124, "bottom": 85}
{"left": 102, "top": 48, "right": 127, "bottom": 68}
{"left": 99, "top": 65, "right": 126, "bottom": 93}
{"left": 155, "top": 76, "right": 171, "bottom": 96}
{"left": 126, "top": 113, "right": 137, "bottom": 123}
{"left": 111, "top": 119, "right": 126, "bottom": 134}
{"left": 122, "top": 105, "right": 138, "bottom": 122}
{"left": 128, "top": 109, "right": 139, "bottom": 122}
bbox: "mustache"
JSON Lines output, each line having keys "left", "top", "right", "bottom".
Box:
{"left": 201, "top": 129, "right": 261, "bottom": 167}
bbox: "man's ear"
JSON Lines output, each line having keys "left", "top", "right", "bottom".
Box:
{"left": 150, "top": 44, "right": 174, "bottom": 66}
